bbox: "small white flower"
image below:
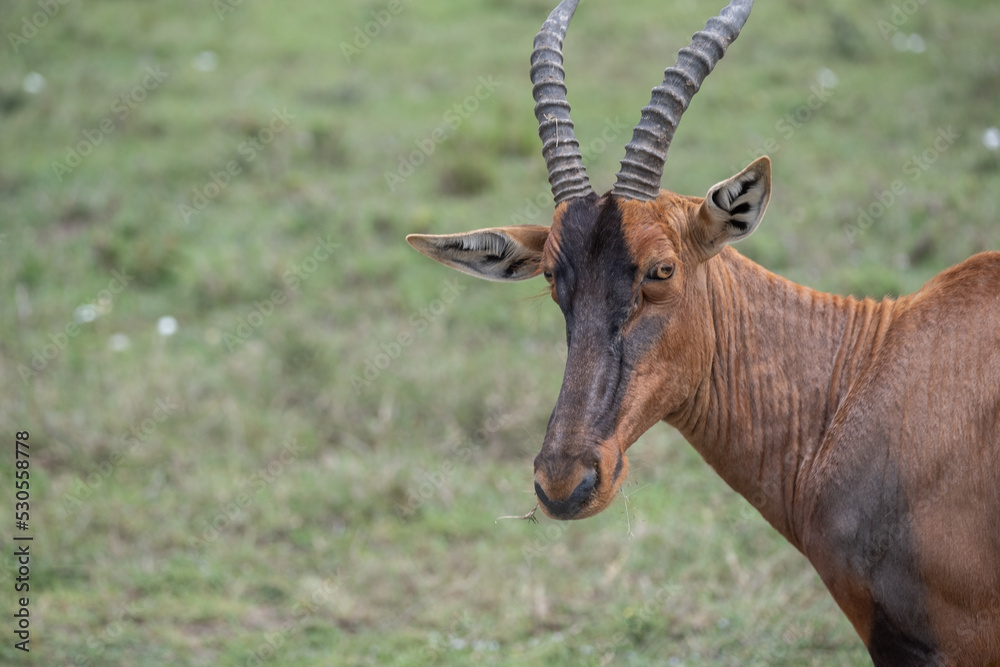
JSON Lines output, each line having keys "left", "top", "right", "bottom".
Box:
{"left": 816, "top": 67, "right": 838, "bottom": 90}
{"left": 157, "top": 316, "right": 178, "bottom": 336}
{"left": 74, "top": 304, "right": 97, "bottom": 323}
{"left": 983, "top": 127, "right": 1000, "bottom": 151}
{"left": 907, "top": 34, "right": 926, "bottom": 54}
{"left": 109, "top": 333, "right": 130, "bottom": 352}
{"left": 22, "top": 72, "right": 46, "bottom": 94}
{"left": 191, "top": 51, "right": 219, "bottom": 72}
{"left": 892, "top": 32, "right": 926, "bottom": 53}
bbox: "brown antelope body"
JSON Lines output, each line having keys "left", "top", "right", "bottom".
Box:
{"left": 406, "top": 1, "right": 1000, "bottom": 663}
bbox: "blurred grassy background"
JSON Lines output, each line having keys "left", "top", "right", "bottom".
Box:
{"left": 1, "top": 0, "right": 998, "bottom": 664}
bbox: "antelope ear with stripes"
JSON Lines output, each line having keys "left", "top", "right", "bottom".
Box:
{"left": 406, "top": 225, "right": 549, "bottom": 282}
{"left": 695, "top": 156, "right": 771, "bottom": 259}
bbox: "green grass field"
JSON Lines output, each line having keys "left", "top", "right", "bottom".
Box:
{"left": 2, "top": 0, "right": 999, "bottom": 664}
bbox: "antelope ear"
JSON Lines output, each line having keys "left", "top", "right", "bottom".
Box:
{"left": 406, "top": 225, "right": 549, "bottom": 282}
{"left": 695, "top": 156, "right": 771, "bottom": 258}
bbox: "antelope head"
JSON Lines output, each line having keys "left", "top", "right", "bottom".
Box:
{"left": 407, "top": 0, "right": 768, "bottom": 520}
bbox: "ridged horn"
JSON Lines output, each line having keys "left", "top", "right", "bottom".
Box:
{"left": 531, "top": 0, "right": 594, "bottom": 205}
{"left": 612, "top": 0, "right": 754, "bottom": 201}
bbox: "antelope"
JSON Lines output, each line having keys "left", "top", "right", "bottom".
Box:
{"left": 405, "top": 0, "right": 1000, "bottom": 662}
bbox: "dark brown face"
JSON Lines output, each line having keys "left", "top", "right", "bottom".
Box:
{"left": 533, "top": 193, "right": 714, "bottom": 519}
{"left": 406, "top": 0, "right": 763, "bottom": 522}
{"left": 407, "top": 157, "right": 771, "bottom": 520}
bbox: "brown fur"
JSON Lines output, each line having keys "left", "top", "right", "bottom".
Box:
{"left": 577, "top": 192, "right": 1000, "bottom": 663}
{"left": 407, "top": 182, "right": 1000, "bottom": 663}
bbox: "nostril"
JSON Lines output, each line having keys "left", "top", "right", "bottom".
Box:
{"left": 534, "top": 469, "right": 597, "bottom": 519}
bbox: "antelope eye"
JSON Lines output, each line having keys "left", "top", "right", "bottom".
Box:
{"left": 647, "top": 263, "right": 675, "bottom": 281}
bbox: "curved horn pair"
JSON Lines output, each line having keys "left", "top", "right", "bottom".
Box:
{"left": 530, "top": 0, "right": 754, "bottom": 204}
